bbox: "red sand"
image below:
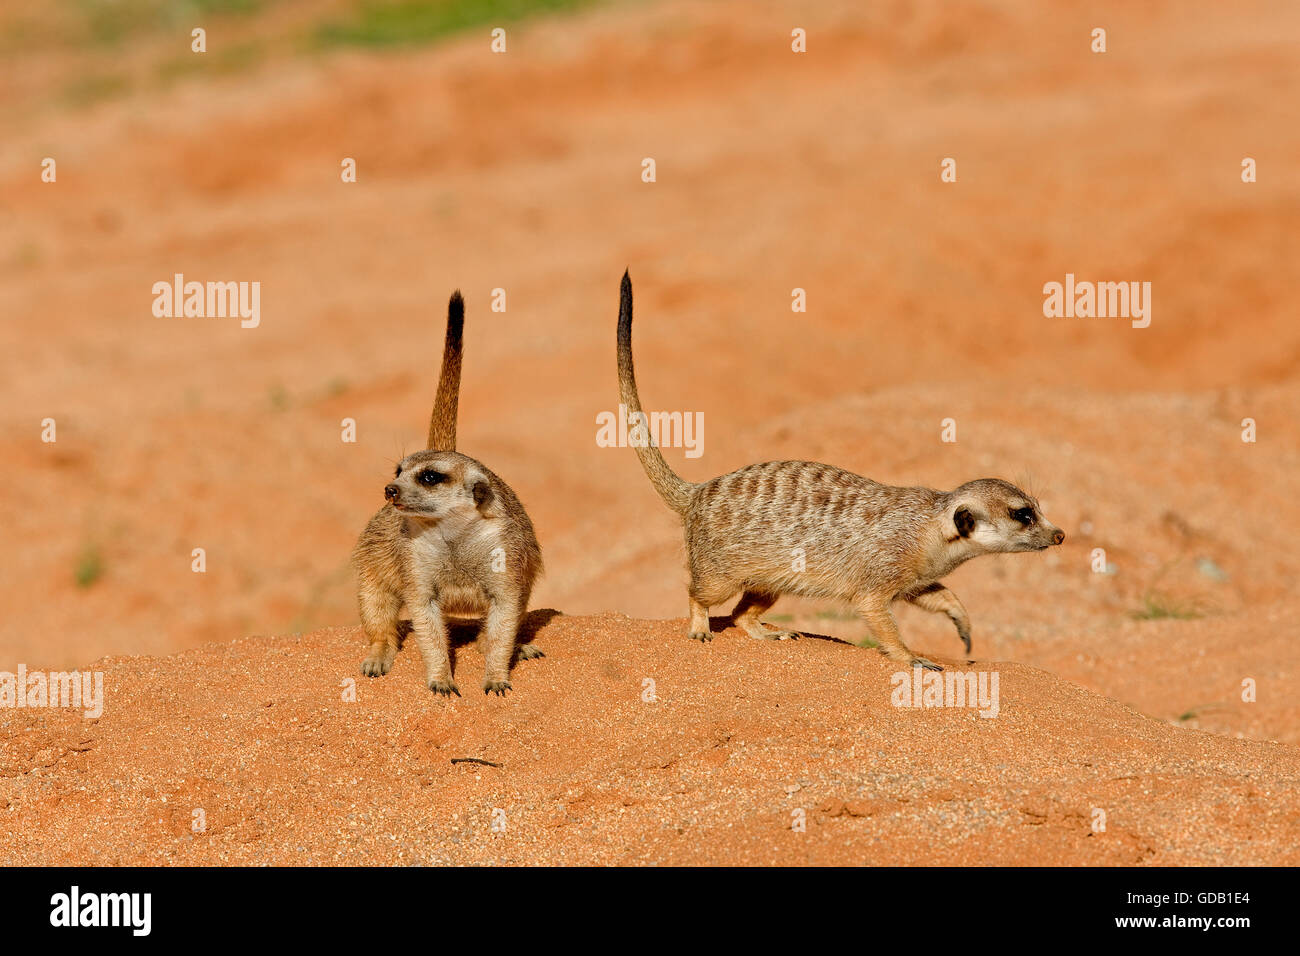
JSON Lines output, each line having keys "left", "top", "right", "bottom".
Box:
{"left": 3, "top": 614, "right": 1296, "bottom": 866}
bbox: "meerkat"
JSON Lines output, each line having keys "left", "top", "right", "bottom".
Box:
{"left": 354, "top": 292, "right": 543, "bottom": 696}
{"left": 615, "top": 271, "right": 1064, "bottom": 671}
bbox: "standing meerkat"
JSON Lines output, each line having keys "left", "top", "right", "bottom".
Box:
{"left": 615, "top": 272, "right": 1064, "bottom": 671}
{"left": 354, "top": 292, "right": 543, "bottom": 696}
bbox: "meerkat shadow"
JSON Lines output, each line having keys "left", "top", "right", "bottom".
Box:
{"left": 517, "top": 607, "right": 563, "bottom": 643}
{"left": 796, "top": 630, "right": 862, "bottom": 648}
{"left": 707, "top": 613, "right": 859, "bottom": 648}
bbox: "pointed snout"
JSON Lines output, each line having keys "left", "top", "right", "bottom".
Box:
{"left": 1050, "top": 528, "right": 1065, "bottom": 545}
{"left": 384, "top": 483, "right": 400, "bottom": 502}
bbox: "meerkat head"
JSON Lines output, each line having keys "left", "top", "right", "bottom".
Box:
{"left": 383, "top": 450, "right": 494, "bottom": 523}
{"left": 945, "top": 478, "right": 1064, "bottom": 553}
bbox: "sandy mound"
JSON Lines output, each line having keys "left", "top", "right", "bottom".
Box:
{"left": 3, "top": 613, "right": 1295, "bottom": 866}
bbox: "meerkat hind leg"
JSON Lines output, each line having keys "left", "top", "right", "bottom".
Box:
{"left": 686, "top": 590, "right": 717, "bottom": 642}
{"left": 732, "top": 591, "right": 798, "bottom": 640}
{"left": 858, "top": 598, "right": 942, "bottom": 672}
{"left": 474, "top": 629, "right": 544, "bottom": 662}
{"left": 689, "top": 572, "right": 744, "bottom": 641}
{"left": 359, "top": 587, "right": 401, "bottom": 677}
{"left": 687, "top": 594, "right": 712, "bottom": 642}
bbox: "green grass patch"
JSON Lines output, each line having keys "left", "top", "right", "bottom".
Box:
{"left": 1176, "top": 702, "right": 1229, "bottom": 723}
{"left": 314, "top": 0, "right": 596, "bottom": 48}
{"left": 74, "top": 544, "right": 104, "bottom": 588}
{"left": 814, "top": 608, "right": 858, "bottom": 621}
{"left": 156, "top": 39, "right": 266, "bottom": 85}
{"left": 1132, "top": 593, "right": 1203, "bottom": 621}
{"left": 71, "top": 0, "right": 264, "bottom": 48}
{"left": 193, "top": 0, "right": 265, "bottom": 13}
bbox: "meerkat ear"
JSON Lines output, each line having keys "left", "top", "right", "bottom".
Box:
{"left": 953, "top": 505, "right": 977, "bottom": 538}
{"left": 470, "top": 477, "right": 493, "bottom": 511}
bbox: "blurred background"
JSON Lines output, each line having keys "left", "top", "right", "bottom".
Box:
{"left": 1, "top": 0, "right": 1297, "bottom": 736}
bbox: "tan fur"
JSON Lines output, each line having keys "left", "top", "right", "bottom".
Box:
{"left": 354, "top": 294, "right": 543, "bottom": 695}
{"left": 616, "top": 272, "right": 1063, "bottom": 671}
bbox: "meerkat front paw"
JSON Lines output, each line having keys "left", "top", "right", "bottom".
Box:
{"left": 879, "top": 647, "right": 943, "bottom": 672}
{"left": 688, "top": 630, "right": 713, "bottom": 642}
{"left": 756, "top": 628, "right": 799, "bottom": 641}
{"left": 427, "top": 677, "right": 461, "bottom": 697}
{"left": 483, "top": 678, "right": 512, "bottom": 696}
{"left": 361, "top": 651, "right": 394, "bottom": 677}
{"left": 514, "top": 642, "right": 545, "bottom": 661}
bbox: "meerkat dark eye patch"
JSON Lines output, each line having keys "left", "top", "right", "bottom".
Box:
{"left": 394, "top": 465, "right": 402, "bottom": 478}
{"left": 954, "top": 506, "right": 976, "bottom": 538}
{"left": 1010, "top": 506, "right": 1035, "bottom": 525}
{"left": 418, "top": 469, "right": 447, "bottom": 486}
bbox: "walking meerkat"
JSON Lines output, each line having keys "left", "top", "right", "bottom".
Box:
{"left": 615, "top": 272, "right": 1063, "bottom": 671}
{"left": 354, "top": 292, "right": 543, "bottom": 696}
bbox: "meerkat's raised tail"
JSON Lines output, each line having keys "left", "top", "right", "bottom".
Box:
{"left": 617, "top": 271, "right": 693, "bottom": 514}
{"left": 426, "top": 290, "right": 465, "bottom": 450}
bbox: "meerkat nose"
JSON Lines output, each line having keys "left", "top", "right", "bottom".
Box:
{"left": 1052, "top": 529, "right": 1065, "bottom": 545}
{"left": 384, "top": 484, "right": 400, "bottom": 501}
